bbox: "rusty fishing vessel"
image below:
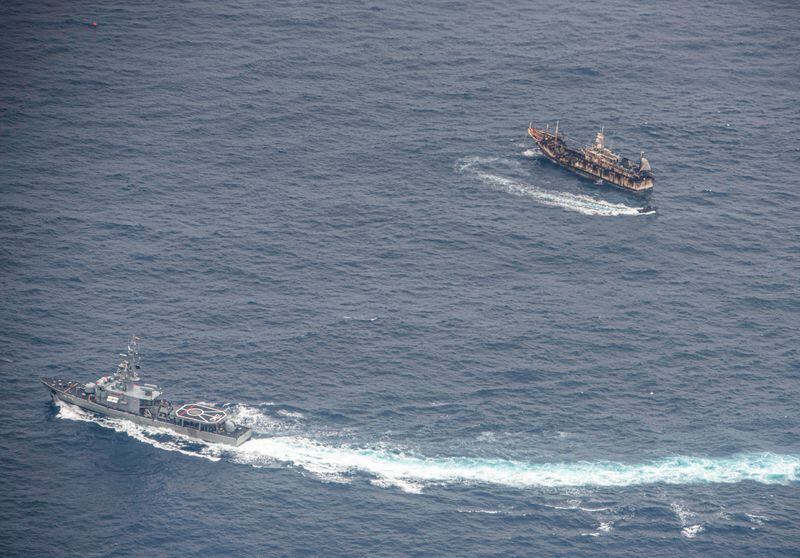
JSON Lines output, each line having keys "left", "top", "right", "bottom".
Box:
{"left": 42, "top": 336, "right": 252, "bottom": 446}
{"left": 528, "top": 122, "right": 653, "bottom": 193}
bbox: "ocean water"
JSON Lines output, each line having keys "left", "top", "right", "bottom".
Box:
{"left": 1, "top": 0, "right": 799, "bottom": 556}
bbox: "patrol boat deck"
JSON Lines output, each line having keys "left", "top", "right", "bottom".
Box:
{"left": 42, "top": 337, "right": 252, "bottom": 446}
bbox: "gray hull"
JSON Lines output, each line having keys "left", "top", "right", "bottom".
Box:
{"left": 52, "top": 390, "right": 252, "bottom": 447}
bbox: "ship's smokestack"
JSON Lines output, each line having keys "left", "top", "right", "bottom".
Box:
{"left": 595, "top": 129, "right": 605, "bottom": 150}
{"left": 639, "top": 151, "right": 651, "bottom": 173}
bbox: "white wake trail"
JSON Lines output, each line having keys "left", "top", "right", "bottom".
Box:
{"left": 220, "top": 436, "right": 800, "bottom": 492}
{"left": 55, "top": 400, "right": 220, "bottom": 461}
{"left": 456, "top": 156, "right": 647, "bottom": 216}
{"left": 56, "top": 403, "right": 799, "bottom": 494}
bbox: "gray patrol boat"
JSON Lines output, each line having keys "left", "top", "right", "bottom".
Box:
{"left": 42, "top": 336, "right": 252, "bottom": 446}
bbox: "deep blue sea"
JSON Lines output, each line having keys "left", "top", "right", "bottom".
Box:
{"left": 2, "top": 0, "right": 800, "bottom": 555}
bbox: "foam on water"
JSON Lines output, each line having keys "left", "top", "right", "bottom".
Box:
{"left": 457, "top": 508, "right": 504, "bottom": 514}
{"left": 682, "top": 524, "right": 705, "bottom": 538}
{"left": 671, "top": 501, "right": 705, "bottom": 538}
{"left": 227, "top": 403, "right": 288, "bottom": 433}
{"left": 598, "top": 521, "right": 614, "bottom": 532}
{"left": 456, "top": 156, "right": 646, "bottom": 216}
{"left": 277, "top": 409, "right": 305, "bottom": 419}
{"left": 56, "top": 402, "right": 800, "bottom": 494}
{"left": 223, "top": 436, "right": 800, "bottom": 492}
{"left": 55, "top": 400, "right": 220, "bottom": 461}
{"left": 551, "top": 500, "right": 614, "bottom": 512}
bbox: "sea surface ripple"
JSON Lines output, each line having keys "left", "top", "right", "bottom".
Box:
{"left": 1, "top": 0, "right": 799, "bottom": 556}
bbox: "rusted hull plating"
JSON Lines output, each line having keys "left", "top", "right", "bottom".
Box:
{"left": 528, "top": 126, "right": 653, "bottom": 192}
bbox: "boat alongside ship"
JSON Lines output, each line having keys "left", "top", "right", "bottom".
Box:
{"left": 42, "top": 336, "right": 252, "bottom": 446}
{"left": 528, "top": 122, "right": 654, "bottom": 193}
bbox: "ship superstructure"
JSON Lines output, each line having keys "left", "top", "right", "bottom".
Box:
{"left": 42, "top": 336, "right": 251, "bottom": 446}
{"left": 528, "top": 122, "right": 653, "bottom": 192}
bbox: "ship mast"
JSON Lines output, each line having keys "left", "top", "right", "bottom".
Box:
{"left": 115, "top": 335, "right": 141, "bottom": 390}
{"left": 554, "top": 120, "right": 559, "bottom": 142}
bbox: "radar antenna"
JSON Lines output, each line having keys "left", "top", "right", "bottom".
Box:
{"left": 114, "top": 335, "right": 141, "bottom": 389}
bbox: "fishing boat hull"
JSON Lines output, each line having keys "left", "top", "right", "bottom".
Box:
{"left": 528, "top": 125, "right": 654, "bottom": 193}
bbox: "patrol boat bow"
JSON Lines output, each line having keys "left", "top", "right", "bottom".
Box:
{"left": 42, "top": 337, "right": 252, "bottom": 446}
